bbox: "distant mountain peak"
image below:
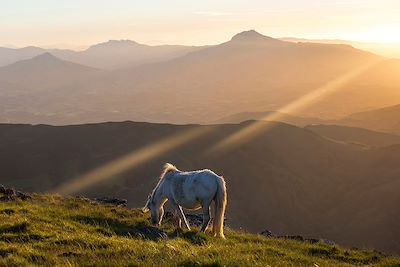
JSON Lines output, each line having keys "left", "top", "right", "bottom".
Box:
{"left": 231, "top": 30, "right": 278, "bottom": 43}
{"left": 31, "top": 52, "right": 60, "bottom": 62}
{"left": 88, "top": 39, "right": 141, "bottom": 50}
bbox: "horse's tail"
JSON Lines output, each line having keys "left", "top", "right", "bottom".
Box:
{"left": 213, "top": 175, "right": 227, "bottom": 238}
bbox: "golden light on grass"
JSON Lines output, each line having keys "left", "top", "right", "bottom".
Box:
{"left": 52, "top": 126, "right": 211, "bottom": 195}
{"left": 207, "top": 59, "right": 383, "bottom": 154}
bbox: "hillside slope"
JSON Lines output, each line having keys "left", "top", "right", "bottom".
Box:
{"left": 338, "top": 104, "right": 400, "bottom": 135}
{"left": 0, "top": 194, "right": 398, "bottom": 266}
{"left": 213, "top": 111, "right": 324, "bottom": 126}
{"left": 0, "top": 121, "right": 399, "bottom": 254}
{"left": 305, "top": 124, "right": 400, "bottom": 147}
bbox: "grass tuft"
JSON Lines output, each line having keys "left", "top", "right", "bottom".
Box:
{"left": 0, "top": 222, "right": 29, "bottom": 234}
{"left": 0, "top": 208, "right": 15, "bottom": 215}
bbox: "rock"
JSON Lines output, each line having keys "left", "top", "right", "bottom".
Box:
{"left": 305, "top": 238, "right": 320, "bottom": 244}
{"left": 163, "top": 211, "right": 227, "bottom": 228}
{"left": 185, "top": 213, "right": 204, "bottom": 227}
{"left": 278, "top": 235, "right": 304, "bottom": 241}
{"left": 321, "top": 239, "right": 335, "bottom": 245}
{"left": 165, "top": 211, "right": 205, "bottom": 227}
{"left": 132, "top": 225, "right": 168, "bottom": 240}
{"left": 0, "top": 185, "right": 31, "bottom": 201}
{"left": 259, "top": 229, "right": 273, "bottom": 237}
{"left": 4, "top": 188, "right": 15, "bottom": 196}
{"left": 16, "top": 191, "right": 31, "bottom": 200}
{"left": 93, "top": 197, "right": 127, "bottom": 207}
{"left": 0, "top": 195, "right": 13, "bottom": 202}
{"left": 259, "top": 230, "right": 334, "bottom": 245}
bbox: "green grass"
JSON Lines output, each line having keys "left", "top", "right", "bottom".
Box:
{"left": 0, "top": 195, "right": 398, "bottom": 267}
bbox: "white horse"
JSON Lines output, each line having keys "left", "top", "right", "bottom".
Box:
{"left": 143, "top": 163, "right": 227, "bottom": 238}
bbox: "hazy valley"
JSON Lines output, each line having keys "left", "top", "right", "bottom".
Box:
{"left": 1, "top": 30, "right": 400, "bottom": 125}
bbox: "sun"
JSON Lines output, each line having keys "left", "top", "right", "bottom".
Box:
{"left": 353, "top": 25, "right": 400, "bottom": 44}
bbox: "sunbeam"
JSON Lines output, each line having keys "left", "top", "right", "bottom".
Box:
{"left": 52, "top": 126, "right": 212, "bottom": 195}
{"left": 207, "top": 59, "right": 383, "bottom": 154}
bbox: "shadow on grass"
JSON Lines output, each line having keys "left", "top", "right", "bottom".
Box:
{"left": 0, "top": 221, "right": 49, "bottom": 243}
{"left": 72, "top": 215, "right": 167, "bottom": 240}
{"left": 179, "top": 259, "right": 223, "bottom": 267}
{"left": 308, "top": 246, "right": 382, "bottom": 265}
{"left": 169, "top": 229, "right": 210, "bottom": 246}
{"left": 0, "top": 221, "right": 29, "bottom": 234}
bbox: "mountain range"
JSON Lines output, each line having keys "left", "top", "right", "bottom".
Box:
{"left": 0, "top": 40, "right": 202, "bottom": 70}
{"left": 1, "top": 30, "right": 400, "bottom": 125}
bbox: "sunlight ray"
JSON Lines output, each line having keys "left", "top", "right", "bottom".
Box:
{"left": 207, "top": 59, "right": 382, "bottom": 154}
{"left": 52, "top": 126, "right": 211, "bottom": 195}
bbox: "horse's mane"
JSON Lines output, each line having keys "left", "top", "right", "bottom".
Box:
{"left": 151, "top": 163, "right": 179, "bottom": 198}
{"left": 160, "top": 163, "right": 179, "bottom": 179}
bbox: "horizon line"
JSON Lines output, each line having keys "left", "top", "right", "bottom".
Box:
{"left": 3, "top": 30, "right": 400, "bottom": 51}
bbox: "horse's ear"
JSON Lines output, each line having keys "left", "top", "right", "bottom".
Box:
{"left": 142, "top": 207, "right": 149, "bottom": 213}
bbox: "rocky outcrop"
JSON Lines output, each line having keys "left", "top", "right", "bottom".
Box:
{"left": 92, "top": 197, "right": 128, "bottom": 207}
{"left": 0, "top": 185, "right": 31, "bottom": 201}
{"left": 163, "top": 211, "right": 228, "bottom": 228}
{"left": 259, "top": 229, "right": 335, "bottom": 245}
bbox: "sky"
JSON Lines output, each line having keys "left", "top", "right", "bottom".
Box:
{"left": 2, "top": 0, "right": 400, "bottom": 49}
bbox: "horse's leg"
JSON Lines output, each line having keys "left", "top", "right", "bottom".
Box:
{"left": 171, "top": 202, "right": 191, "bottom": 230}
{"left": 200, "top": 202, "right": 211, "bottom": 233}
{"left": 173, "top": 209, "right": 182, "bottom": 228}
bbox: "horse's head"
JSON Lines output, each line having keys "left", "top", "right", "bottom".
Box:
{"left": 142, "top": 194, "right": 151, "bottom": 213}
{"left": 142, "top": 193, "right": 164, "bottom": 226}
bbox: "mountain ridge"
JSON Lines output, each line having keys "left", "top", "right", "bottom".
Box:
{"left": 338, "top": 103, "right": 400, "bottom": 134}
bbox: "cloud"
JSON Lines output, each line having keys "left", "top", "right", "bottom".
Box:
{"left": 194, "top": 11, "right": 234, "bottom": 17}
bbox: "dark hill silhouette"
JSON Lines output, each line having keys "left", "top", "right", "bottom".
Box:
{"left": 305, "top": 124, "right": 400, "bottom": 147}
{"left": 0, "top": 121, "right": 398, "bottom": 254}
{"left": 213, "top": 111, "right": 324, "bottom": 126}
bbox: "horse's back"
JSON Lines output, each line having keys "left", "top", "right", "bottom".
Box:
{"left": 168, "top": 169, "right": 220, "bottom": 208}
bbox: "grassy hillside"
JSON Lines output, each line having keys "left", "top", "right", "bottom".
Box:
{"left": 0, "top": 195, "right": 398, "bottom": 267}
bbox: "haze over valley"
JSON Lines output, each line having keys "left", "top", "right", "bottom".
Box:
{"left": 1, "top": 30, "right": 400, "bottom": 126}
